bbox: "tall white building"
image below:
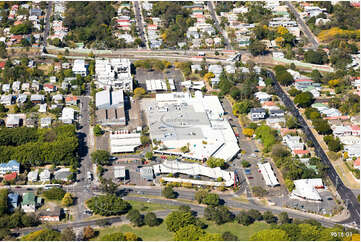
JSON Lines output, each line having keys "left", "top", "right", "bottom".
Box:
{"left": 95, "top": 58, "right": 133, "bottom": 92}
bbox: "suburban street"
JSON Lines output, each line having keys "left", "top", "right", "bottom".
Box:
{"left": 42, "top": 1, "right": 53, "bottom": 47}
{"left": 133, "top": 1, "right": 147, "bottom": 49}
{"left": 285, "top": 1, "right": 319, "bottom": 50}
{"left": 268, "top": 71, "right": 360, "bottom": 226}
{"left": 74, "top": 94, "right": 94, "bottom": 221}
{"left": 207, "top": 1, "right": 232, "bottom": 50}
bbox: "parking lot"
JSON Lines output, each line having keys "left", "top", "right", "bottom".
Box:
{"left": 103, "top": 159, "right": 154, "bottom": 186}
{"left": 135, "top": 68, "right": 184, "bottom": 92}
{"left": 269, "top": 190, "right": 338, "bottom": 215}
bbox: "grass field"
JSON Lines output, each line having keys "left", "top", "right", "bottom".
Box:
{"left": 127, "top": 200, "right": 178, "bottom": 212}
{"left": 93, "top": 221, "right": 269, "bottom": 241}
{"left": 204, "top": 221, "right": 269, "bottom": 241}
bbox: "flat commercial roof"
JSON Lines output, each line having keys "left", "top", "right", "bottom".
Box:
{"left": 258, "top": 162, "right": 279, "bottom": 187}
{"left": 144, "top": 91, "right": 239, "bottom": 161}
{"left": 153, "top": 160, "right": 235, "bottom": 186}
{"left": 110, "top": 132, "right": 141, "bottom": 153}
{"left": 292, "top": 178, "right": 323, "bottom": 201}
{"left": 146, "top": 79, "right": 175, "bottom": 91}
{"left": 114, "top": 166, "right": 126, "bottom": 178}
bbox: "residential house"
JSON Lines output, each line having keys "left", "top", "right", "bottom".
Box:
{"left": 21, "top": 192, "right": 36, "bottom": 213}
{"left": 16, "top": 94, "right": 27, "bottom": 104}
{"left": 254, "top": 92, "right": 272, "bottom": 102}
{"left": 3, "top": 172, "right": 17, "bottom": 183}
{"left": 225, "top": 65, "right": 236, "bottom": 74}
{"left": 1, "top": 95, "right": 13, "bottom": 105}
{"left": 21, "top": 83, "right": 30, "bottom": 91}
{"left": 30, "top": 94, "right": 44, "bottom": 104}
{"left": 292, "top": 149, "right": 310, "bottom": 156}
{"left": 31, "top": 80, "right": 40, "bottom": 91}
{"left": 40, "top": 117, "right": 52, "bottom": 128}
{"left": 39, "top": 169, "right": 51, "bottom": 182}
{"left": 191, "top": 64, "right": 202, "bottom": 72}
{"left": 39, "top": 207, "right": 61, "bottom": 222}
{"left": 52, "top": 94, "right": 63, "bottom": 104}
{"left": 12, "top": 81, "right": 21, "bottom": 91}
{"left": 39, "top": 103, "right": 47, "bottom": 113}
{"left": 344, "top": 143, "right": 360, "bottom": 158}
{"left": 27, "top": 170, "right": 38, "bottom": 182}
{"left": 250, "top": 108, "right": 267, "bottom": 121}
{"left": 54, "top": 168, "right": 72, "bottom": 181}
{"left": 49, "top": 76, "right": 57, "bottom": 83}
{"left": 208, "top": 64, "right": 223, "bottom": 77}
{"left": 65, "top": 96, "right": 78, "bottom": 106}
{"left": 283, "top": 135, "right": 304, "bottom": 150}
{"left": 72, "top": 59, "right": 87, "bottom": 76}
{"left": 2, "top": 84, "right": 10, "bottom": 93}
{"left": 60, "top": 107, "right": 75, "bottom": 124}
{"left": 44, "top": 83, "right": 56, "bottom": 92}
{"left": 269, "top": 109, "right": 285, "bottom": 118}
{"left": 8, "top": 193, "right": 19, "bottom": 211}
{"left": 6, "top": 114, "right": 22, "bottom": 128}
{"left": 354, "top": 157, "right": 360, "bottom": 170}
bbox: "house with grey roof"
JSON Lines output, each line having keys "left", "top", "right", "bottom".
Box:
{"left": 39, "top": 169, "right": 51, "bottom": 182}
{"left": 250, "top": 108, "right": 267, "bottom": 121}
{"left": 28, "top": 170, "right": 39, "bottom": 182}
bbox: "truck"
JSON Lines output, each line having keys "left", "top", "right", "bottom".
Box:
{"left": 232, "top": 127, "right": 239, "bottom": 137}
{"left": 87, "top": 171, "right": 92, "bottom": 181}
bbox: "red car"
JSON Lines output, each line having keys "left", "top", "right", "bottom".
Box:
{"left": 248, "top": 176, "right": 254, "bottom": 179}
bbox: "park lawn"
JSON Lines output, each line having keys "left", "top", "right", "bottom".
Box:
{"left": 204, "top": 221, "right": 270, "bottom": 241}
{"left": 127, "top": 200, "right": 178, "bottom": 212}
{"left": 94, "top": 220, "right": 269, "bottom": 241}
{"left": 93, "top": 223, "right": 173, "bottom": 241}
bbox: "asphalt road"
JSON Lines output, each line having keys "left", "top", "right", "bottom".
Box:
{"left": 268, "top": 70, "right": 360, "bottom": 227}
{"left": 14, "top": 186, "right": 353, "bottom": 236}
{"left": 74, "top": 93, "right": 94, "bottom": 221}
{"left": 42, "top": 1, "right": 53, "bottom": 47}
{"left": 133, "top": 1, "right": 146, "bottom": 48}
{"left": 285, "top": 1, "right": 319, "bottom": 50}
{"left": 207, "top": 1, "right": 231, "bottom": 50}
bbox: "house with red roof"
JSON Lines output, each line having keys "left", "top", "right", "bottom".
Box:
{"left": 292, "top": 149, "right": 310, "bottom": 156}
{"left": 65, "top": 96, "right": 78, "bottom": 106}
{"left": 3, "top": 172, "right": 17, "bottom": 182}
{"left": 43, "top": 83, "right": 56, "bottom": 92}
{"left": 0, "top": 62, "right": 6, "bottom": 69}
{"left": 354, "top": 157, "right": 360, "bottom": 170}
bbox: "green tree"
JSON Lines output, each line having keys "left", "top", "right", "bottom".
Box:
{"left": 202, "top": 193, "right": 220, "bottom": 206}
{"left": 144, "top": 212, "right": 159, "bottom": 227}
{"left": 247, "top": 209, "right": 263, "bottom": 221}
{"left": 165, "top": 209, "right": 197, "bottom": 232}
{"left": 61, "top": 193, "right": 74, "bottom": 207}
{"left": 61, "top": 227, "right": 76, "bottom": 241}
{"left": 298, "top": 224, "right": 321, "bottom": 241}
{"left": 206, "top": 157, "right": 225, "bottom": 168}
{"left": 86, "top": 195, "right": 130, "bottom": 216}
{"left": 145, "top": 152, "right": 153, "bottom": 160}
{"left": 232, "top": 100, "right": 253, "bottom": 115}
{"left": 294, "top": 92, "right": 314, "bottom": 108}
{"left": 204, "top": 206, "right": 234, "bottom": 225}
{"left": 126, "top": 209, "right": 144, "bottom": 227}
{"left": 250, "top": 229, "right": 289, "bottom": 241}
{"left": 21, "top": 229, "right": 62, "bottom": 241}
{"left": 221, "top": 231, "right": 238, "bottom": 241}
{"left": 174, "top": 224, "right": 204, "bottom": 241}
{"left": 42, "top": 187, "right": 66, "bottom": 200}
{"left": 263, "top": 211, "right": 278, "bottom": 224}
{"left": 248, "top": 39, "right": 267, "bottom": 56}
{"left": 311, "top": 70, "right": 322, "bottom": 82}
{"left": 278, "top": 212, "right": 291, "bottom": 224}
{"left": 285, "top": 179, "right": 295, "bottom": 192}
{"left": 236, "top": 211, "right": 255, "bottom": 226}
{"left": 91, "top": 150, "right": 111, "bottom": 165}
{"left": 82, "top": 226, "right": 96, "bottom": 240}
{"left": 252, "top": 186, "right": 268, "bottom": 197}
{"left": 93, "top": 125, "right": 104, "bottom": 136}
{"left": 313, "top": 119, "right": 332, "bottom": 135}
{"left": 276, "top": 71, "right": 294, "bottom": 86}
{"left": 99, "top": 232, "right": 125, "bottom": 241}
{"left": 162, "top": 186, "right": 176, "bottom": 199}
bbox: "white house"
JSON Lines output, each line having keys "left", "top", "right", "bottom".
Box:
{"left": 39, "top": 169, "right": 51, "bottom": 182}
{"left": 72, "top": 59, "right": 87, "bottom": 76}
{"left": 27, "top": 170, "right": 38, "bottom": 182}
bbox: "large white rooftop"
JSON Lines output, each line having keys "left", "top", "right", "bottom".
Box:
{"left": 144, "top": 91, "right": 239, "bottom": 161}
